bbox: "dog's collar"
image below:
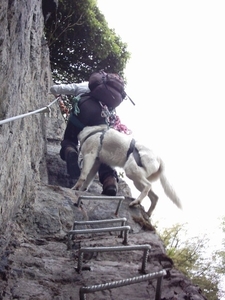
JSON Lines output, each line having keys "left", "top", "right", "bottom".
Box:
{"left": 126, "top": 138, "right": 143, "bottom": 167}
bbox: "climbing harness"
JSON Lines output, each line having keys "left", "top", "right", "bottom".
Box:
{"left": 79, "top": 127, "right": 142, "bottom": 169}
{"left": 78, "top": 127, "right": 109, "bottom": 166}
{"left": 76, "top": 127, "right": 109, "bottom": 170}
{"left": 79, "top": 127, "right": 108, "bottom": 149}
{"left": 126, "top": 138, "right": 143, "bottom": 167}
{"left": 99, "top": 101, "right": 131, "bottom": 135}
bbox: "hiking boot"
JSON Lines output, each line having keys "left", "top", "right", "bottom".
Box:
{"left": 65, "top": 147, "right": 80, "bottom": 179}
{"left": 102, "top": 176, "right": 118, "bottom": 196}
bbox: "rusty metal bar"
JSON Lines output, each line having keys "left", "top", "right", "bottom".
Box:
{"left": 76, "top": 195, "right": 125, "bottom": 215}
{"left": 79, "top": 269, "right": 167, "bottom": 300}
{"left": 67, "top": 225, "right": 130, "bottom": 249}
{"left": 77, "top": 244, "right": 151, "bottom": 274}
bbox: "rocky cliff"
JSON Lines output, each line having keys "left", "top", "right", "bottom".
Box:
{"left": 0, "top": 1, "right": 208, "bottom": 299}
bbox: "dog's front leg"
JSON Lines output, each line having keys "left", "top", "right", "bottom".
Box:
{"left": 80, "top": 160, "right": 100, "bottom": 190}
{"left": 71, "top": 154, "right": 100, "bottom": 191}
{"left": 71, "top": 158, "right": 90, "bottom": 191}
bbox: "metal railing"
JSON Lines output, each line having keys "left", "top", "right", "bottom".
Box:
{"left": 79, "top": 269, "right": 167, "bottom": 300}
{"left": 77, "top": 244, "right": 151, "bottom": 274}
{"left": 76, "top": 195, "right": 125, "bottom": 216}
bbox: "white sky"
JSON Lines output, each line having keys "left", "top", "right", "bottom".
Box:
{"left": 97, "top": 0, "right": 225, "bottom": 239}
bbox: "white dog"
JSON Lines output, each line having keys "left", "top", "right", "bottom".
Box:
{"left": 72, "top": 125, "right": 182, "bottom": 217}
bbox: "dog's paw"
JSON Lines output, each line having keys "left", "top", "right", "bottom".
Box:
{"left": 129, "top": 199, "right": 140, "bottom": 207}
{"left": 71, "top": 184, "right": 79, "bottom": 190}
{"left": 71, "top": 182, "right": 82, "bottom": 191}
{"left": 80, "top": 186, "right": 88, "bottom": 191}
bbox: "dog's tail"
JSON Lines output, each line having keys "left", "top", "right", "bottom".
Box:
{"left": 159, "top": 159, "right": 182, "bottom": 210}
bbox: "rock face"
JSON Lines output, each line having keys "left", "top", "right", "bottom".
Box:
{"left": 0, "top": 1, "right": 208, "bottom": 299}
{"left": 0, "top": 0, "right": 51, "bottom": 245}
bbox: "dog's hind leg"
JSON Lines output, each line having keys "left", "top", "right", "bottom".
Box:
{"left": 129, "top": 177, "right": 152, "bottom": 207}
{"left": 146, "top": 190, "right": 159, "bottom": 217}
{"left": 124, "top": 160, "right": 152, "bottom": 208}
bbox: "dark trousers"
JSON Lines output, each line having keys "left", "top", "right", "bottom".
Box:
{"left": 60, "top": 95, "right": 118, "bottom": 184}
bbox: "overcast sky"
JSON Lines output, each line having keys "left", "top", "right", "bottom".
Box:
{"left": 97, "top": 0, "right": 225, "bottom": 238}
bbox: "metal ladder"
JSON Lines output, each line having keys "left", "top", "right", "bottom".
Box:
{"left": 68, "top": 195, "right": 166, "bottom": 300}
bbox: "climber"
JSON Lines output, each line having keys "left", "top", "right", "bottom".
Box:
{"left": 50, "top": 80, "right": 120, "bottom": 196}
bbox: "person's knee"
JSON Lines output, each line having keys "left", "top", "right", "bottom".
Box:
{"left": 60, "top": 140, "right": 77, "bottom": 161}
{"left": 64, "top": 147, "right": 80, "bottom": 179}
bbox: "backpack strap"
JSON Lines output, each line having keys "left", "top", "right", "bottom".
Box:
{"left": 72, "top": 92, "right": 92, "bottom": 115}
{"left": 72, "top": 95, "right": 81, "bottom": 115}
{"left": 69, "top": 93, "right": 93, "bottom": 129}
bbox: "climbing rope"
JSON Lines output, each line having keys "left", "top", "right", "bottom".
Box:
{"left": 0, "top": 97, "right": 60, "bottom": 126}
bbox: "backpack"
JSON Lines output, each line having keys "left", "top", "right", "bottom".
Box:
{"left": 88, "top": 70, "right": 127, "bottom": 109}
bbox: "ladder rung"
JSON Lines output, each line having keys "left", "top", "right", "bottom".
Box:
{"left": 79, "top": 270, "right": 167, "bottom": 300}
{"left": 77, "top": 244, "right": 151, "bottom": 274}
{"left": 67, "top": 226, "right": 130, "bottom": 249}
{"left": 76, "top": 195, "right": 125, "bottom": 215}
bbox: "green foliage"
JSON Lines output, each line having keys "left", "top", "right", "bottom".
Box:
{"left": 44, "top": 0, "right": 130, "bottom": 83}
{"left": 216, "top": 216, "right": 225, "bottom": 274}
{"left": 159, "top": 223, "right": 221, "bottom": 300}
